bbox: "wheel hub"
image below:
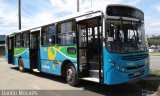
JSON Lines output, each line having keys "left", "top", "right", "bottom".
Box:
{"left": 67, "top": 69, "right": 73, "bottom": 81}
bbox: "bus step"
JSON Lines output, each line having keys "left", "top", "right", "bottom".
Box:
{"left": 89, "top": 70, "right": 100, "bottom": 78}
{"left": 81, "top": 77, "right": 99, "bottom": 83}
{"left": 33, "top": 69, "right": 40, "bottom": 73}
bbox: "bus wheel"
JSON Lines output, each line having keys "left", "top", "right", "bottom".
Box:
{"left": 18, "top": 58, "right": 26, "bottom": 72}
{"left": 66, "top": 65, "right": 79, "bottom": 86}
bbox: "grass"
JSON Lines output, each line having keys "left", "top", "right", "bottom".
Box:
{"left": 150, "top": 69, "right": 160, "bottom": 76}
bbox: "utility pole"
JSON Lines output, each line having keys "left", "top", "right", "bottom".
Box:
{"left": 91, "top": 0, "right": 92, "bottom": 8}
{"left": 18, "top": 0, "right": 21, "bottom": 30}
{"left": 77, "top": 0, "right": 79, "bottom": 12}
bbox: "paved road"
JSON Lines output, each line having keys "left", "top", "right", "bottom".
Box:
{"left": 150, "top": 56, "right": 160, "bottom": 70}
{"left": 0, "top": 57, "right": 159, "bottom": 96}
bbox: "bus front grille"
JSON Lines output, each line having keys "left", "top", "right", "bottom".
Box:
{"left": 121, "top": 54, "right": 148, "bottom": 61}
{"left": 128, "top": 70, "right": 145, "bottom": 78}
{"left": 125, "top": 64, "right": 145, "bottom": 70}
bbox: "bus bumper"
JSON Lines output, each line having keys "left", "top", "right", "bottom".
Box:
{"left": 104, "top": 66, "right": 149, "bottom": 85}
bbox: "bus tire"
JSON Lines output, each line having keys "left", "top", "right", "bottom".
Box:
{"left": 66, "top": 64, "right": 79, "bottom": 86}
{"left": 18, "top": 58, "right": 26, "bottom": 72}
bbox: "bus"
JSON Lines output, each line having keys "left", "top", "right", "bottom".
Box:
{"left": 5, "top": 4, "right": 149, "bottom": 86}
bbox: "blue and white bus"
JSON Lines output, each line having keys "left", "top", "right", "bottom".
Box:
{"left": 5, "top": 4, "right": 149, "bottom": 86}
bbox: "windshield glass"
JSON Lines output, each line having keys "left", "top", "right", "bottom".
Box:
{"left": 105, "top": 19, "right": 148, "bottom": 54}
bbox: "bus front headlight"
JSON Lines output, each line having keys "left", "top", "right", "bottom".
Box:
{"left": 121, "top": 68, "right": 125, "bottom": 72}
{"left": 117, "top": 66, "right": 125, "bottom": 72}
{"left": 108, "top": 59, "right": 126, "bottom": 72}
{"left": 108, "top": 59, "right": 115, "bottom": 66}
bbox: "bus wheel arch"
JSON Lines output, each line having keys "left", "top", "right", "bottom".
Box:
{"left": 61, "top": 60, "right": 79, "bottom": 86}
{"left": 18, "top": 57, "right": 26, "bottom": 72}
{"left": 61, "top": 60, "right": 74, "bottom": 76}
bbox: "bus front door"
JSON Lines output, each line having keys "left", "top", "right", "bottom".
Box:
{"left": 77, "top": 17, "right": 103, "bottom": 83}
{"left": 29, "top": 31, "right": 40, "bottom": 69}
{"left": 8, "top": 36, "right": 14, "bottom": 64}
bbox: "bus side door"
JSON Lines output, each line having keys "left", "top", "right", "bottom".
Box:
{"left": 29, "top": 31, "right": 40, "bottom": 69}
{"left": 8, "top": 36, "right": 14, "bottom": 64}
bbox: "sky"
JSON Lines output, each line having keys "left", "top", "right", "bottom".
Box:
{"left": 0, "top": 0, "right": 160, "bottom": 36}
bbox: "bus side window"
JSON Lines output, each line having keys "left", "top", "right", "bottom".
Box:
{"left": 22, "top": 31, "right": 29, "bottom": 48}
{"left": 15, "top": 33, "right": 21, "bottom": 48}
{"left": 41, "top": 24, "right": 56, "bottom": 46}
{"left": 57, "top": 20, "right": 76, "bottom": 45}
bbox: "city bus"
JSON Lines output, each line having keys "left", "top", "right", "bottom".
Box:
{"left": 5, "top": 4, "right": 149, "bottom": 86}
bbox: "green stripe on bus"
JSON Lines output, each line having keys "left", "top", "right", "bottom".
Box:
{"left": 14, "top": 48, "right": 28, "bottom": 56}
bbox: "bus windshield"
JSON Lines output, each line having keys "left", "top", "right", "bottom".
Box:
{"left": 105, "top": 19, "right": 148, "bottom": 54}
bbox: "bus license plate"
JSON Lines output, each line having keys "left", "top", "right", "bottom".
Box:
{"left": 134, "top": 72, "right": 141, "bottom": 76}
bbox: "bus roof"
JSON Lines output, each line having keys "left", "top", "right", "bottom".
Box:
{"left": 10, "top": 4, "right": 144, "bottom": 35}
{"left": 14, "top": 9, "right": 103, "bottom": 34}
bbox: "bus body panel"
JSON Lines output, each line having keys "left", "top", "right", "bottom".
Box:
{"left": 103, "top": 47, "right": 113, "bottom": 84}
{"left": 13, "top": 48, "right": 30, "bottom": 68}
{"left": 5, "top": 48, "right": 8, "bottom": 63}
{"left": 105, "top": 65, "right": 149, "bottom": 85}
{"left": 40, "top": 60, "right": 61, "bottom": 75}
{"left": 14, "top": 48, "right": 29, "bottom": 59}
{"left": 5, "top": 4, "right": 149, "bottom": 85}
{"left": 103, "top": 48, "right": 150, "bottom": 85}
{"left": 14, "top": 57, "right": 19, "bottom": 67}
{"left": 40, "top": 46, "right": 77, "bottom": 75}
{"left": 22, "top": 58, "right": 30, "bottom": 69}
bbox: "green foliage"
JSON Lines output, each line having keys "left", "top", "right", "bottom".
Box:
{"left": 148, "top": 35, "right": 160, "bottom": 46}
{"left": 148, "top": 39, "right": 160, "bottom": 46}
